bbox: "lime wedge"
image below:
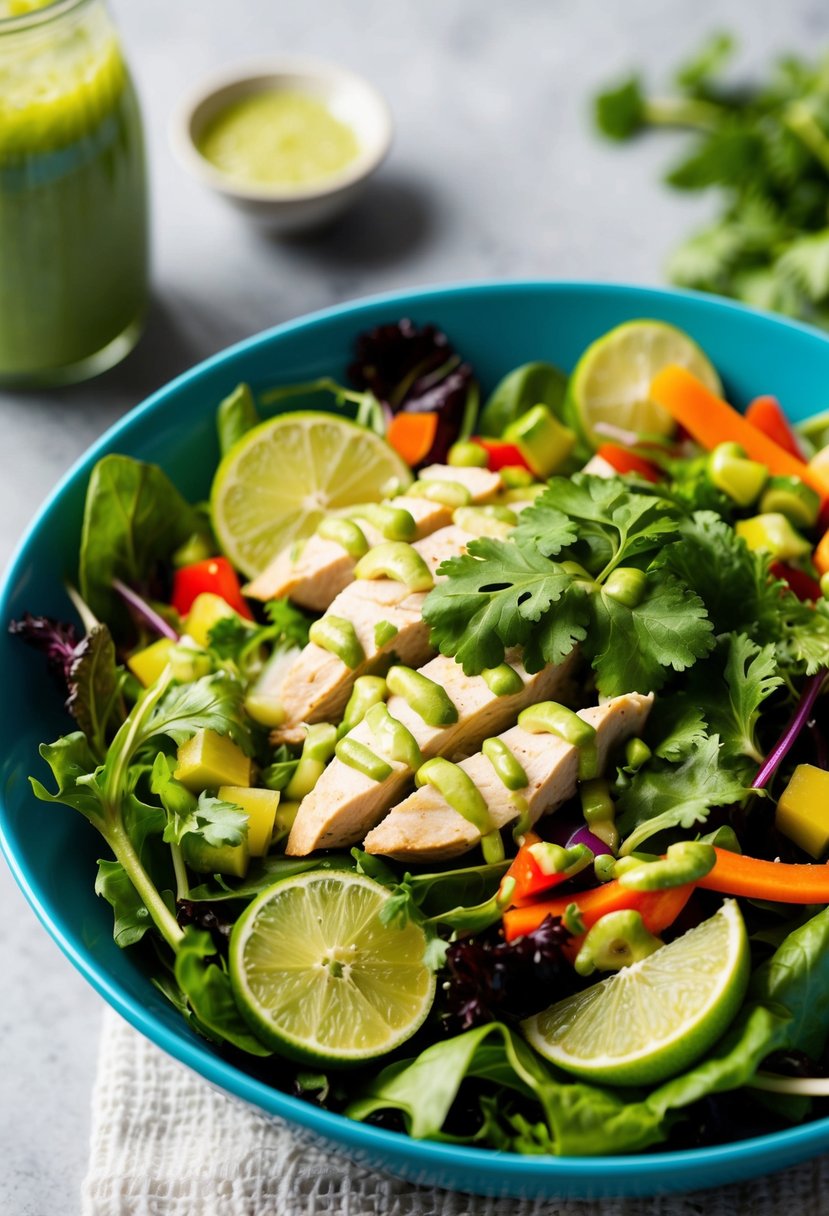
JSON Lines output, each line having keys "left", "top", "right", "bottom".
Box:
{"left": 566, "top": 320, "right": 722, "bottom": 448}
{"left": 211, "top": 412, "right": 412, "bottom": 579}
{"left": 522, "top": 900, "right": 749, "bottom": 1087}
{"left": 229, "top": 871, "right": 436, "bottom": 1064}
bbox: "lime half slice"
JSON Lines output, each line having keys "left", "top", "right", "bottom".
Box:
{"left": 522, "top": 900, "right": 749, "bottom": 1087}
{"left": 567, "top": 320, "right": 722, "bottom": 448}
{"left": 211, "top": 412, "right": 412, "bottom": 579}
{"left": 229, "top": 871, "right": 436, "bottom": 1065}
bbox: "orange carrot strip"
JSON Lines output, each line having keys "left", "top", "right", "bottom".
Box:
{"left": 502, "top": 880, "right": 694, "bottom": 944}
{"left": 745, "top": 396, "right": 805, "bottom": 460}
{"left": 650, "top": 366, "right": 829, "bottom": 505}
{"left": 386, "top": 412, "right": 438, "bottom": 467}
{"left": 697, "top": 846, "right": 829, "bottom": 903}
{"left": 815, "top": 531, "right": 829, "bottom": 578}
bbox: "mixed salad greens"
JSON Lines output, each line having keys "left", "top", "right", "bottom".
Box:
{"left": 11, "top": 315, "right": 829, "bottom": 1157}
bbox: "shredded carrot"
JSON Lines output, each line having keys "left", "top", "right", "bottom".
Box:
{"left": 745, "top": 395, "right": 805, "bottom": 460}
{"left": 650, "top": 366, "right": 829, "bottom": 506}
{"left": 386, "top": 412, "right": 439, "bottom": 468}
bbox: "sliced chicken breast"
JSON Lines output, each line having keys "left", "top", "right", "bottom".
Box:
{"left": 363, "top": 692, "right": 653, "bottom": 862}
{"left": 245, "top": 464, "right": 501, "bottom": 608}
{"left": 285, "top": 648, "right": 579, "bottom": 855}
{"left": 271, "top": 521, "right": 485, "bottom": 740}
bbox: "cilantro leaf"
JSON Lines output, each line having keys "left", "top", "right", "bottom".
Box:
{"left": 589, "top": 575, "right": 713, "bottom": 696}
{"left": 206, "top": 598, "right": 310, "bottom": 679}
{"left": 514, "top": 476, "right": 678, "bottom": 573}
{"left": 650, "top": 697, "right": 708, "bottom": 762}
{"left": 594, "top": 76, "right": 648, "bottom": 141}
{"left": 691, "top": 634, "right": 783, "bottom": 766}
{"left": 657, "top": 511, "right": 784, "bottom": 640}
{"left": 426, "top": 538, "right": 576, "bottom": 674}
{"left": 777, "top": 597, "right": 829, "bottom": 675}
{"left": 617, "top": 735, "right": 751, "bottom": 855}
{"left": 142, "top": 672, "right": 252, "bottom": 753}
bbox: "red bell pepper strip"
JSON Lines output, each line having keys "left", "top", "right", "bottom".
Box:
{"left": 502, "top": 879, "right": 694, "bottom": 946}
{"left": 770, "top": 562, "right": 822, "bottom": 603}
{"left": 502, "top": 838, "right": 572, "bottom": 905}
{"left": 595, "top": 443, "right": 662, "bottom": 484}
{"left": 472, "top": 438, "right": 533, "bottom": 472}
{"left": 745, "top": 396, "right": 805, "bottom": 461}
{"left": 172, "top": 557, "right": 254, "bottom": 620}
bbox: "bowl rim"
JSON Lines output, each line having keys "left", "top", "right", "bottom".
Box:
{"left": 169, "top": 55, "right": 394, "bottom": 204}
{"left": 5, "top": 277, "right": 829, "bottom": 1190}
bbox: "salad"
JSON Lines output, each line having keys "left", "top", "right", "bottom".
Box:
{"left": 11, "top": 315, "right": 829, "bottom": 1158}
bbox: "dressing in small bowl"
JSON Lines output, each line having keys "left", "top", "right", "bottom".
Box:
{"left": 171, "top": 58, "right": 392, "bottom": 233}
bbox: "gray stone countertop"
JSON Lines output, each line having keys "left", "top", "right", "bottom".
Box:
{"left": 2, "top": 1, "right": 828, "bottom": 1211}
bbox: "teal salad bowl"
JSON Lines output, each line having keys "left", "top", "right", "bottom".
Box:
{"left": 3, "top": 281, "right": 829, "bottom": 1200}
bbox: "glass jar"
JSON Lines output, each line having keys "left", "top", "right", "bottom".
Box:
{"left": 0, "top": 0, "right": 149, "bottom": 386}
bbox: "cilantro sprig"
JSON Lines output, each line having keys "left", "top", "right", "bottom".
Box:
{"left": 424, "top": 476, "right": 714, "bottom": 695}
{"left": 594, "top": 33, "right": 829, "bottom": 324}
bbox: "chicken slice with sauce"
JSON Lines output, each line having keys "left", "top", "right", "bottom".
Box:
{"left": 285, "top": 648, "right": 579, "bottom": 855}
{"left": 245, "top": 463, "right": 501, "bottom": 609}
{"left": 271, "top": 521, "right": 491, "bottom": 741}
{"left": 363, "top": 692, "right": 653, "bottom": 862}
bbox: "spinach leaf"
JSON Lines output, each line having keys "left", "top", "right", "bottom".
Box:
{"left": 174, "top": 927, "right": 271, "bottom": 1056}
{"left": 79, "top": 454, "right": 200, "bottom": 629}
{"left": 478, "top": 361, "right": 568, "bottom": 438}
{"left": 347, "top": 1022, "right": 551, "bottom": 1139}
{"left": 216, "top": 382, "right": 259, "bottom": 457}
{"left": 95, "top": 859, "right": 154, "bottom": 947}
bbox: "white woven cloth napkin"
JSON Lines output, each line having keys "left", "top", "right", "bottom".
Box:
{"left": 82, "top": 1008, "right": 829, "bottom": 1216}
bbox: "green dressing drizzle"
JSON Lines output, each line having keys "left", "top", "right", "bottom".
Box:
{"left": 517, "top": 701, "right": 598, "bottom": 780}
{"left": 386, "top": 665, "right": 458, "bottom": 726}
{"left": 317, "top": 517, "right": 369, "bottom": 559}
{"left": 335, "top": 737, "right": 393, "bottom": 783}
{"left": 308, "top": 616, "right": 365, "bottom": 670}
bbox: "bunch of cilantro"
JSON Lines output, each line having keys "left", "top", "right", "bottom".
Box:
{"left": 595, "top": 33, "right": 829, "bottom": 324}
{"left": 424, "top": 473, "right": 829, "bottom": 852}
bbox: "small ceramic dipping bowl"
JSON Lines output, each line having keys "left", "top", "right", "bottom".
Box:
{"left": 170, "top": 57, "right": 393, "bottom": 233}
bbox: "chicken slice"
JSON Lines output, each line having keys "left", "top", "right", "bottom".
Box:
{"left": 285, "top": 648, "right": 579, "bottom": 855}
{"left": 363, "top": 692, "right": 653, "bottom": 862}
{"left": 271, "top": 522, "right": 484, "bottom": 740}
{"left": 245, "top": 463, "right": 501, "bottom": 608}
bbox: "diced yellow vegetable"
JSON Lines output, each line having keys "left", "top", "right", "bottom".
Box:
{"left": 218, "top": 785, "right": 279, "bottom": 857}
{"left": 175, "top": 729, "right": 252, "bottom": 792}
{"left": 775, "top": 764, "right": 829, "bottom": 859}
{"left": 181, "top": 833, "right": 250, "bottom": 879}
{"left": 504, "top": 405, "right": 575, "bottom": 478}
{"left": 127, "top": 638, "right": 175, "bottom": 687}
{"left": 735, "top": 513, "right": 811, "bottom": 561}
{"left": 273, "top": 800, "right": 300, "bottom": 843}
{"left": 184, "top": 592, "right": 239, "bottom": 647}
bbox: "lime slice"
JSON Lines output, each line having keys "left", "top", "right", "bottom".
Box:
{"left": 522, "top": 900, "right": 749, "bottom": 1087}
{"left": 229, "top": 870, "right": 436, "bottom": 1064}
{"left": 211, "top": 412, "right": 412, "bottom": 579}
{"left": 567, "top": 320, "right": 722, "bottom": 448}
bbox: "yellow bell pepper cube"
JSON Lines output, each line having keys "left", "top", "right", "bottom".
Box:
{"left": 181, "top": 833, "right": 250, "bottom": 879}
{"left": 127, "top": 637, "right": 175, "bottom": 687}
{"left": 735, "top": 513, "right": 811, "bottom": 562}
{"left": 184, "top": 592, "right": 239, "bottom": 647}
{"left": 218, "top": 786, "right": 280, "bottom": 857}
{"left": 175, "top": 729, "right": 252, "bottom": 792}
{"left": 775, "top": 764, "right": 829, "bottom": 859}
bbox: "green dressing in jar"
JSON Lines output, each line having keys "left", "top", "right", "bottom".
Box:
{"left": 197, "top": 89, "right": 360, "bottom": 189}
{"left": 0, "top": 0, "right": 148, "bottom": 384}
